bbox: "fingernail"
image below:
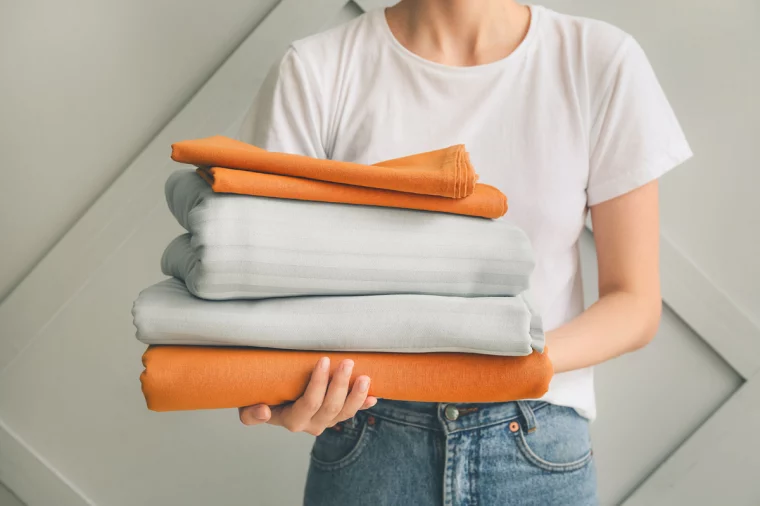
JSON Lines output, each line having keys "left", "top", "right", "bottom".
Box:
{"left": 342, "top": 360, "right": 354, "bottom": 375}
{"left": 357, "top": 378, "right": 369, "bottom": 392}
{"left": 253, "top": 406, "right": 268, "bottom": 420}
{"left": 319, "top": 357, "right": 329, "bottom": 371}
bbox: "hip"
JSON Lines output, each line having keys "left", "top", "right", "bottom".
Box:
{"left": 304, "top": 399, "right": 598, "bottom": 506}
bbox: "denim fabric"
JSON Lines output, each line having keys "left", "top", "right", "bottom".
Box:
{"left": 304, "top": 399, "right": 597, "bottom": 506}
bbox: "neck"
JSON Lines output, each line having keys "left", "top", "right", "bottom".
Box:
{"left": 385, "top": 0, "right": 531, "bottom": 67}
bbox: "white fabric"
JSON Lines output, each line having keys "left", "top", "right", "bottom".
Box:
{"left": 163, "top": 170, "right": 535, "bottom": 299}
{"left": 133, "top": 278, "right": 545, "bottom": 355}
{"left": 235, "top": 5, "right": 692, "bottom": 419}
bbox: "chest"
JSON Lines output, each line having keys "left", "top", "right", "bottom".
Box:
{"left": 327, "top": 72, "right": 591, "bottom": 250}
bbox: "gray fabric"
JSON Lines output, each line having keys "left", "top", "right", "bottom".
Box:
{"left": 163, "top": 170, "right": 536, "bottom": 300}
{"left": 133, "top": 278, "right": 545, "bottom": 355}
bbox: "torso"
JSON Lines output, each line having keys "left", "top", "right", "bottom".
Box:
{"left": 278, "top": 5, "right": 643, "bottom": 419}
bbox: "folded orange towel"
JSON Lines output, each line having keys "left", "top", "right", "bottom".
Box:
{"left": 196, "top": 167, "right": 507, "bottom": 219}
{"left": 171, "top": 136, "right": 477, "bottom": 198}
{"left": 140, "top": 346, "right": 553, "bottom": 411}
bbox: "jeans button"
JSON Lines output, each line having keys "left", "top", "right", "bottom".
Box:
{"left": 444, "top": 404, "right": 459, "bottom": 421}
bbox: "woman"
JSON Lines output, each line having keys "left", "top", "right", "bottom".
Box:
{"left": 236, "top": 0, "right": 692, "bottom": 504}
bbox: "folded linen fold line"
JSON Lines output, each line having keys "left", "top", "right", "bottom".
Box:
{"left": 171, "top": 135, "right": 477, "bottom": 198}
{"left": 163, "top": 171, "right": 534, "bottom": 299}
{"left": 140, "top": 345, "right": 553, "bottom": 411}
{"left": 196, "top": 166, "right": 507, "bottom": 218}
{"left": 133, "top": 278, "right": 545, "bottom": 355}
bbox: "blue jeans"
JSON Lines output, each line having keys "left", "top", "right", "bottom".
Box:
{"left": 304, "top": 399, "right": 597, "bottom": 506}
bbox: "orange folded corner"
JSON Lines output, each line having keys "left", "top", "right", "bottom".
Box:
{"left": 171, "top": 136, "right": 477, "bottom": 198}
{"left": 140, "top": 346, "right": 553, "bottom": 412}
{"left": 197, "top": 167, "right": 507, "bottom": 219}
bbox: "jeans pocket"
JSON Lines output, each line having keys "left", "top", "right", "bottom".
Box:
{"left": 512, "top": 403, "right": 593, "bottom": 473}
{"left": 310, "top": 412, "right": 374, "bottom": 472}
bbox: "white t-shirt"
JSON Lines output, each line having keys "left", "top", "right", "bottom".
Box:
{"left": 236, "top": 4, "right": 693, "bottom": 420}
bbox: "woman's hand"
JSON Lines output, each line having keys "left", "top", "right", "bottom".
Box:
{"left": 238, "top": 357, "right": 377, "bottom": 435}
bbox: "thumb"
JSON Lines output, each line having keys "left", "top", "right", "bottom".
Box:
{"left": 239, "top": 404, "right": 272, "bottom": 425}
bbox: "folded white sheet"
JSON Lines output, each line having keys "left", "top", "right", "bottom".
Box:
{"left": 163, "top": 170, "right": 535, "bottom": 300}
{"left": 133, "top": 278, "right": 545, "bottom": 355}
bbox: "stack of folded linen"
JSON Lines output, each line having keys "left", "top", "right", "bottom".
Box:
{"left": 133, "top": 136, "right": 552, "bottom": 412}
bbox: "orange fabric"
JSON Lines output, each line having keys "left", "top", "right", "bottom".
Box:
{"left": 140, "top": 346, "right": 553, "bottom": 411}
{"left": 196, "top": 167, "right": 507, "bottom": 219}
{"left": 171, "top": 136, "right": 477, "bottom": 198}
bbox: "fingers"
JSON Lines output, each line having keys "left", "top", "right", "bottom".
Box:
{"left": 329, "top": 375, "right": 371, "bottom": 425}
{"left": 263, "top": 404, "right": 288, "bottom": 427}
{"left": 239, "top": 404, "right": 271, "bottom": 426}
{"left": 361, "top": 396, "right": 378, "bottom": 410}
{"left": 239, "top": 357, "right": 378, "bottom": 436}
{"left": 287, "top": 357, "right": 331, "bottom": 426}
{"left": 310, "top": 359, "right": 354, "bottom": 427}
{"left": 241, "top": 357, "right": 329, "bottom": 430}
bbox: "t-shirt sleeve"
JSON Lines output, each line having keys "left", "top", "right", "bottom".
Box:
{"left": 586, "top": 36, "right": 693, "bottom": 207}
{"left": 234, "top": 46, "right": 326, "bottom": 158}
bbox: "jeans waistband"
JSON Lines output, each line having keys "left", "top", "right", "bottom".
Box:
{"left": 366, "top": 399, "right": 549, "bottom": 434}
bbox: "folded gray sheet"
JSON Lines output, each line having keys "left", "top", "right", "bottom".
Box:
{"left": 163, "top": 170, "right": 535, "bottom": 300}
{"left": 133, "top": 278, "right": 545, "bottom": 355}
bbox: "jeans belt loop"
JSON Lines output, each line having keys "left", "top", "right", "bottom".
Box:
{"left": 515, "top": 400, "right": 537, "bottom": 433}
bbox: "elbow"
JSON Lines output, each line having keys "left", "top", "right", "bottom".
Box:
{"left": 630, "top": 298, "right": 662, "bottom": 351}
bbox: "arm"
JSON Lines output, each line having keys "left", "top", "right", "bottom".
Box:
{"left": 547, "top": 180, "right": 662, "bottom": 373}
{"left": 545, "top": 33, "right": 693, "bottom": 372}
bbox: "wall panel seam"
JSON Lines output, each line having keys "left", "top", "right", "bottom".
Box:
{"left": 0, "top": 418, "right": 95, "bottom": 506}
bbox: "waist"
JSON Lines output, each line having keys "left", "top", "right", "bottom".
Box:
{"left": 367, "top": 399, "right": 550, "bottom": 432}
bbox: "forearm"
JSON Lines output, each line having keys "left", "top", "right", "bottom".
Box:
{"left": 546, "top": 290, "right": 662, "bottom": 373}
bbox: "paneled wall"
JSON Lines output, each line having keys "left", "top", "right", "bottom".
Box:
{"left": 0, "top": 0, "right": 280, "bottom": 302}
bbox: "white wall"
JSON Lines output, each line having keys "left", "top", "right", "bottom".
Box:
{"left": 1, "top": 1, "right": 757, "bottom": 505}
{"left": 0, "top": 0, "right": 279, "bottom": 302}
